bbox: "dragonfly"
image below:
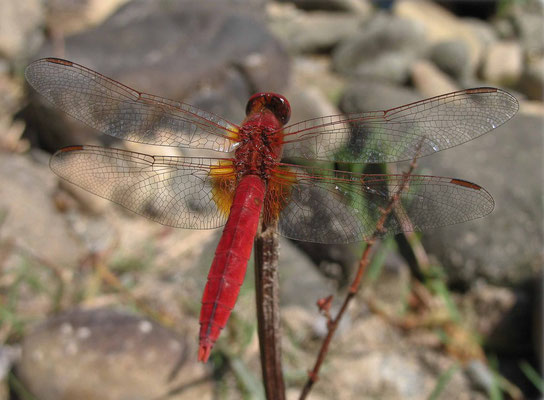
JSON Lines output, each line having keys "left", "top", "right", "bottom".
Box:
{"left": 25, "top": 58, "right": 518, "bottom": 362}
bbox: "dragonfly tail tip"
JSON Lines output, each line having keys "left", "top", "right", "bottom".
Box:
{"left": 198, "top": 344, "right": 212, "bottom": 362}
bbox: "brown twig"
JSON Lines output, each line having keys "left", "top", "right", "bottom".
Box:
{"left": 254, "top": 219, "right": 285, "bottom": 400}
{"left": 299, "top": 154, "right": 420, "bottom": 399}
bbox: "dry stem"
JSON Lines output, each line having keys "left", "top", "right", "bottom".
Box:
{"left": 254, "top": 219, "right": 286, "bottom": 400}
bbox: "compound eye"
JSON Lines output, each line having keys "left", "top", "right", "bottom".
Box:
{"left": 245, "top": 93, "right": 264, "bottom": 117}
{"left": 269, "top": 95, "right": 291, "bottom": 125}
{"left": 245, "top": 93, "right": 291, "bottom": 125}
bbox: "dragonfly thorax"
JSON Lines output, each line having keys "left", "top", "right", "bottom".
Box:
{"left": 234, "top": 117, "right": 283, "bottom": 180}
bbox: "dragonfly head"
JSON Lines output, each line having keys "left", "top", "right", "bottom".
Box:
{"left": 246, "top": 92, "right": 291, "bottom": 125}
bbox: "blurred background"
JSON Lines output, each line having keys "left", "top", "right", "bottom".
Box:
{"left": 0, "top": 0, "right": 542, "bottom": 399}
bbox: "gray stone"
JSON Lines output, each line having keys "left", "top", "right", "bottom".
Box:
{"left": 419, "top": 109, "right": 542, "bottom": 285}
{"left": 290, "top": 55, "right": 347, "bottom": 99}
{"left": 45, "top": 0, "right": 131, "bottom": 36}
{"left": 463, "top": 17, "right": 498, "bottom": 50}
{"left": 332, "top": 13, "right": 426, "bottom": 84}
{"left": 16, "top": 308, "right": 212, "bottom": 400}
{"left": 481, "top": 40, "right": 523, "bottom": 86}
{"left": 0, "top": 151, "right": 85, "bottom": 267}
{"left": 411, "top": 59, "right": 459, "bottom": 96}
{"left": 518, "top": 57, "right": 544, "bottom": 100}
{"left": 430, "top": 40, "right": 472, "bottom": 80}
{"left": 269, "top": 9, "right": 364, "bottom": 54}
{"left": 25, "top": 0, "right": 289, "bottom": 151}
{"left": 279, "top": 238, "right": 337, "bottom": 309}
{"left": 394, "top": 1, "right": 486, "bottom": 76}
{"left": 512, "top": 11, "right": 544, "bottom": 55}
{"left": 285, "top": 83, "right": 342, "bottom": 126}
{"left": 310, "top": 314, "right": 484, "bottom": 399}
{"left": 493, "top": 18, "right": 516, "bottom": 40}
{"left": 0, "top": 0, "right": 44, "bottom": 61}
{"left": 339, "top": 81, "right": 420, "bottom": 114}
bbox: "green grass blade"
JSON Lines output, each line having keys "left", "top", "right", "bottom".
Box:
{"left": 230, "top": 356, "right": 266, "bottom": 400}
{"left": 519, "top": 360, "right": 544, "bottom": 393}
{"left": 427, "top": 363, "right": 460, "bottom": 400}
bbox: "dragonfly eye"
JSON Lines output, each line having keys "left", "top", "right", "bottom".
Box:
{"left": 246, "top": 92, "right": 291, "bottom": 125}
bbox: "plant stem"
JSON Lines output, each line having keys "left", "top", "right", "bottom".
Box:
{"left": 254, "top": 219, "right": 285, "bottom": 400}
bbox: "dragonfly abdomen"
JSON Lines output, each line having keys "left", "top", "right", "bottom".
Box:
{"left": 198, "top": 174, "right": 265, "bottom": 362}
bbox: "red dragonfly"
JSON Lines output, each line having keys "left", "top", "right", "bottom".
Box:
{"left": 25, "top": 58, "right": 518, "bottom": 362}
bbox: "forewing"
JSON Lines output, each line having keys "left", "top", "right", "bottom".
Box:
{"left": 26, "top": 58, "right": 239, "bottom": 152}
{"left": 50, "top": 145, "right": 235, "bottom": 229}
{"left": 273, "top": 165, "right": 494, "bottom": 244}
{"left": 281, "top": 88, "right": 518, "bottom": 163}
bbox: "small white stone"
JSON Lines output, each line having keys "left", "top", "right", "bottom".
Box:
{"left": 138, "top": 320, "right": 153, "bottom": 334}
{"left": 60, "top": 323, "right": 73, "bottom": 335}
{"left": 76, "top": 326, "right": 91, "bottom": 339}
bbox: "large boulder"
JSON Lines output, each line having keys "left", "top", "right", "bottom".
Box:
{"left": 419, "top": 108, "right": 542, "bottom": 286}
{"left": 17, "top": 308, "right": 212, "bottom": 400}
{"left": 23, "top": 0, "right": 290, "bottom": 152}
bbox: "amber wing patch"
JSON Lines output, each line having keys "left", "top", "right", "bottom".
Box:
{"left": 209, "top": 160, "right": 237, "bottom": 217}
{"left": 264, "top": 167, "right": 297, "bottom": 225}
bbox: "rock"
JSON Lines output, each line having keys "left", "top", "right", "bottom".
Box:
{"left": 0, "top": 151, "right": 85, "bottom": 267}
{"left": 339, "top": 80, "right": 420, "bottom": 114}
{"left": 493, "top": 17, "right": 516, "bottom": 40}
{"left": 512, "top": 11, "right": 544, "bottom": 56}
{"left": 481, "top": 41, "right": 523, "bottom": 86}
{"left": 24, "top": 0, "right": 289, "bottom": 151}
{"left": 394, "top": 0, "right": 486, "bottom": 78}
{"left": 279, "top": 237, "right": 338, "bottom": 309}
{"left": 463, "top": 17, "right": 498, "bottom": 49}
{"left": 45, "top": 0, "right": 131, "bottom": 36}
{"left": 430, "top": 40, "right": 472, "bottom": 80}
{"left": 518, "top": 57, "right": 544, "bottom": 100}
{"left": 418, "top": 109, "right": 542, "bottom": 286}
{"left": 309, "top": 314, "right": 484, "bottom": 399}
{"left": 268, "top": 8, "right": 364, "bottom": 54}
{"left": 286, "top": 77, "right": 343, "bottom": 123}
{"left": 0, "top": 0, "right": 44, "bottom": 62}
{"left": 411, "top": 59, "right": 459, "bottom": 97}
{"left": 332, "top": 12, "right": 426, "bottom": 84}
{"left": 16, "top": 308, "right": 212, "bottom": 400}
{"left": 291, "top": 55, "right": 345, "bottom": 102}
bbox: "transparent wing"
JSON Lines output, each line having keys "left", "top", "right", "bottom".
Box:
{"left": 281, "top": 88, "right": 518, "bottom": 163}
{"left": 26, "top": 58, "right": 239, "bottom": 152}
{"left": 271, "top": 164, "right": 494, "bottom": 244}
{"left": 50, "top": 145, "right": 235, "bottom": 229}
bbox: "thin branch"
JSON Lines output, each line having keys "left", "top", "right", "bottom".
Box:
{"left": 254, "top": 219, "right": 286, "bottom": 400}
{"left": 299, "top": 153, "right": 420, "bottom": 400}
